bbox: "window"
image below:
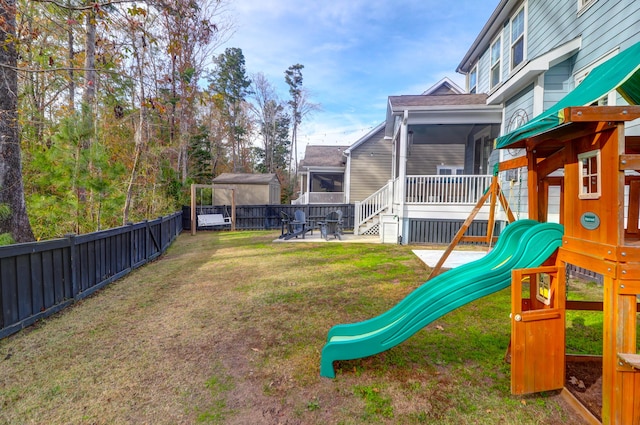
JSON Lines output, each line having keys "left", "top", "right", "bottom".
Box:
{"left": 578, "top": 150, "right": 601, "bottom": 199}
{"left": 490, "top": 36, "right": 502, "bottom": 88}
{"left": 437, "top": 165, "right": 464, "bottom": 175}
{"left": 510, "top": 5, "right": 526, "bottom": 69}
{"left": 469, "top": 66, "right": 477, "bottom": 94}
{"left": 311, "top": 173, "right": 344, "bottom": 192}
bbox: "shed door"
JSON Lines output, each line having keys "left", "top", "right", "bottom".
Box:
{"left": 510, "top": 266, "right": 565, "bottom": 395}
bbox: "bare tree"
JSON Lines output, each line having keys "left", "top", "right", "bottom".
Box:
{"left": 284, "top": 64, "right": 320, "bottom": 176}
{"left": 249, "top": 73, "right": 284, "bottom": 173}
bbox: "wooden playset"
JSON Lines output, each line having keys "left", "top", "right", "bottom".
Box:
{"left": 499, "top": 104, "right": 640, "bottom": 424}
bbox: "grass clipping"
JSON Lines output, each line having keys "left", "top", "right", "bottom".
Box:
{"left": 0, "top": 231, "right": 586, "bottom": 424}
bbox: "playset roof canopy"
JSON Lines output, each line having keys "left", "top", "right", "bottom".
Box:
{"left": 496, "top": 40, "right": 640, "bottom": 149}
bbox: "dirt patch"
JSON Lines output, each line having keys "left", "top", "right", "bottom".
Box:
{"left": 565, "top": 359, "right": 602, "bottom": 421}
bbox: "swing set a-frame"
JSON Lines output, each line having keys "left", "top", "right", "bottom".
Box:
{"left": 427, "top": 172, "right": 517, "bottom": 279}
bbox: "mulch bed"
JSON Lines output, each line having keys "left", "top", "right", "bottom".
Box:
{"left": 565, "top": 359, "right": 602, "bottom": 421}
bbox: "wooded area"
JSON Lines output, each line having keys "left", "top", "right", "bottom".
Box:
{"left": 0, "top": 0, "right": 315, "bottom": 242}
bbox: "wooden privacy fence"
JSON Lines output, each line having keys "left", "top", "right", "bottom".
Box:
{"left": 0, "top": 212, "right": 183, "bottom": 339}
{"left": 183, "top": 204, "right": 355, "bottom": 231}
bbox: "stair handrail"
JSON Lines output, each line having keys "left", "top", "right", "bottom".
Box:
{"left": 354, "top": 180, "right": 392, "bottom": 234}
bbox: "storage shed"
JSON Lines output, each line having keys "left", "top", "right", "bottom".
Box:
{"left": 212, "top": 173, "right": 281, "bottom": 205}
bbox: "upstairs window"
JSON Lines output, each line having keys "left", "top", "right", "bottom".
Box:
{"left": 578, "top": 150, "right": 601, "bottom": 199}
{"left": 490, "top": 36, "right": 502, "bottom": 89}
{"left": 469, "top": 66, "right": 477, "bottom": 94}
{"left": 511, "top": 5, "right": 526, "bottom": 69}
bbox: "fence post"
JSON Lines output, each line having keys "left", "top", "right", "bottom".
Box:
{"left": 127, "top": 222, "right": 134, "bottom": 269}
{"left": 144, "top": 220, "right": 151, "bottom": 262}
{"left": 65, "top": 233, "right": 79, "bottom": 298}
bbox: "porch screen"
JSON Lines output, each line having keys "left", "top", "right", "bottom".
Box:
{"left": 496, "top": 40, "right": 640, "bottom": 149}
{"left": 311, "top": 173, "right": 343, "bottom": 192}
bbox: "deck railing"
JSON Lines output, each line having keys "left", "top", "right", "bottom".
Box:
{"left": 405, "top": 175, "right": 493, "bottom": 204}
{"left": 354, "top": 181, "right": 393, "bottom": 235}
{"left": 292, "top": 192, "right": 344, "bottom": 205}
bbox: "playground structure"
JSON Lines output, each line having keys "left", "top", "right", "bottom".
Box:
{"left": 190, "top": 184, "right": 235, "bottom": 235}
{"left": 497, "top": 105, "right": 640, "bottom": 424}
{"left": 321, "top": 45, "right": 640, "bottom": 423}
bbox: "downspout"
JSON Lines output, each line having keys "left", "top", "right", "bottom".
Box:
{"left": 306, "top": 169, "right": 311, "bottom": 204}
{"left": 397, "top": 110, "right": 409, "bottom": 244}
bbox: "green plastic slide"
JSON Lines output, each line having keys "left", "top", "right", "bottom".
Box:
{"left": 320, "top": 220, "right": 564, "bottom": 378}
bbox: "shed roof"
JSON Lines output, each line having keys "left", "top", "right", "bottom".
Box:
{"left": 299, "top": 145, "right": 349, "bottom": 168}
{"left": 212, "top": 173, "right": 279, "bottom": 185}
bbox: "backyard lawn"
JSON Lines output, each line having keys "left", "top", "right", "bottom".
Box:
{"left": 0, "top": 231, "right": 588, "bottom": 424}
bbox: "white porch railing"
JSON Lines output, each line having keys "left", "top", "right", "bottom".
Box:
{"left": 292, "top": 192, "right": 345, "bottom": 205}
{"left": 354, "top": 180, "right": 394, "bottom": 235}
{"left": 405, "top": 175, "right": 493, "bottom": 204}
{"left": 291, "top": 193, "right": 308, "bottom": 205}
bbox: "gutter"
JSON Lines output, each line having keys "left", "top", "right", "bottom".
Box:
{"left": 456, "top": 0, "right": 514, "bottom": 74}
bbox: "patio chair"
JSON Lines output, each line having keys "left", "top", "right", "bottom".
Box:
{"left": 279, "top": 211, "right": 292, "bottom": 239}
{"left": 318, "top": 210, "right": 343, "bottom": 241}
{"left": 282, "top": 210, "right": 310, "bottom": 240}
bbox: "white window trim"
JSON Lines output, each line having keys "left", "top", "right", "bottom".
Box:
{"left": 578, "top": 149, "right": 601, "bottom": 200}
{"left": 490, "top": 34, "right": 503, "bottom": 89}
{"left": 468, "top": 65, "right": 478, "bottom": 94}
{"left": 577, "top": 0, "right": 598, "bottom": 16}
{"left": 510, "top": 2, "right": 528, "bottom": 72}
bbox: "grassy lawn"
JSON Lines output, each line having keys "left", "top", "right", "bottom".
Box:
{"left": 0, "top": 231, "right": 587, "bottom": 424}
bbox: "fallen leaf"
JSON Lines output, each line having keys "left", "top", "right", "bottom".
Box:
{"left": 520, "top": 399, "right": 527, "bottom": 406}
{"left": 435, "top": 325, "right": 444, "bottom": 331}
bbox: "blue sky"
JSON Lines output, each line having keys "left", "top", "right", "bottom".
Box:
{"left": 219, "top": 0, "right": 499, "bottom": 154}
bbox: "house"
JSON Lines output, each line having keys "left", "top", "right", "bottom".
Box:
{"left": 294, "top": 145, "right": 349, "bottom": 205}
{"left": 355, "top": 0, "right": 640, "bottom": 245}
{"left": 295, "top": 78, "right": 504, "bottom": 243}
{"left": 345, "top": 78, "right": 503, "bottom": 242}
{"left": 456, "top": 0, "right": 640, "bottom": 222}
{"left": 212, "top": 173, "right": 281, "bottom": 205}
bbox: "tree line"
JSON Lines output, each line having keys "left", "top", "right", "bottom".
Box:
{"left": 0, "top": 0, "right": 317, "bottom": 243}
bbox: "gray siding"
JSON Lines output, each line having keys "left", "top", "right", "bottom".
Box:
{"left": 348, "top": 127, "right": 393, "bottom": 202}
{"left": 505, "top": 84, "right": 535, "bottom": 130}
{"left": 473, "top": 0, "right": 640, "bottom": 106}
{"left": 527, "top": 0, "right": 576, "bottom": 60}
{"left": 543, "top": 57, "right": 574, "bottom": 110}
{"left": 477, "top": 50, "right": 491, "bottom": 94}
{"left": 406, "top": 144, "right": 465, "bottom": 175}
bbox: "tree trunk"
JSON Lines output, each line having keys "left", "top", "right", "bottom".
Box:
{"left": 0, "top": 0, "right": 35, "bottom": 242}
{"left": 82, "top": 8, "right": 96, "bottom": 137}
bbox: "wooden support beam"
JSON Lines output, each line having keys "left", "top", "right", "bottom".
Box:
{"left": 620, "top": 154, "right": 640, "bottom": 171}
{"left": 537, "top": 147, "right": 566, "bottom": 180}
{"left": 563, "top": 106, "right": 640, "bottom": 123}
{"left": 499, "top": 156, "right": 528, "bottom": 172}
